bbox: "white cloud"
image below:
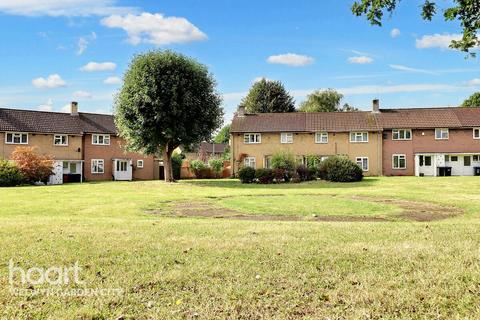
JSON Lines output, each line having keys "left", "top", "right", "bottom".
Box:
{"left": 76, "top": 32, "right": 96, "bottom": 55}
{"left": 348, "top": 56, "right": 373, "bottom": 64}
{"left": 0, "top": 0, "right": 135, "bottom": 17}
{"left": 80, "top": 62, "right": 116, "bottom": 72}
{"left": 37, "top": 98, "right": 53, "bottom": 111}
{"left": 389, "top": 64, "right": 437, "bottom": 75}
{"left": 468, "top": 78, "right": 480, "bottom": 86}
{"left": 266, "top": 53, "right": 314, "bottom": 67}
{"left": 32, "top": 74, "right": 66, "bottom": 89}
{"left": 390, "top": 28, "right": 401, "bottom": 38}
{"left": 415, "top": 33, "right": 462, "bottom": 49}
{"left": 103, "top": 76, "right": 122, "bottom": 85}
{"left": 101, "top": 12, "right": 207, "bottom": 46}
{"left": 73, "top": 90, "right": 92, "bottom": 98}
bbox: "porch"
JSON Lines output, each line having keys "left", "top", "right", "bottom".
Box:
{"left": 415, "top": 153, "right": 480, "bottom": 177}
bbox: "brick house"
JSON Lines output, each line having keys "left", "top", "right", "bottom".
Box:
{"left": 0, "top": 103, "right": 156, "bottom": 183}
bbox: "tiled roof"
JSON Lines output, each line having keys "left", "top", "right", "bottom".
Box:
{"left": 231, "top": 111, "right": 381, "bottom": 133}
{"left": 376, "top": 108, "right": 463, "bottom": 129}
{"left": 0, "top": 108, "right": 116, "bottom": 134}
{"left": 200, "top": 141, "right": 227, "bottom": 153}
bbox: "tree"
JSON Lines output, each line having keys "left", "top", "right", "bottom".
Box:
{"left": 213, "top": 124, "right": 230, "bottom": 144}
{"left": 114, "top": 50, "right": 223, "bottom": 182}
{"left": 10, "top": 147, "right": 53, "bottom": 183}
{"left": 298, "top": 89, "right": 358, "bottom": 112}
{"left": 351, "top": 0, "right": 480, "bottom": 56}
{"left": 462, "top": 92, "right": 480, "bottom": 107}
{"left": 240, "top": 78, "right": 295, "bottom": 113}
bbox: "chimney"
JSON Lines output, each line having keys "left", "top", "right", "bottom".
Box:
{"left": 237, "top": 105, "right": 246, "bottom": 117}
{"left": 70, "top": 101, "right": 79, "bottom": 116}
{"left": 372, "top": 99, "right": 380, "bottom": 113}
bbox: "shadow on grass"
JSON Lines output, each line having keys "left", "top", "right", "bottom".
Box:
{"left": 180, "top": 178, "right": 381, "bottom": 189}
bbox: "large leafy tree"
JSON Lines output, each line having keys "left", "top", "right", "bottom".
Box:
{"left": 213, "top": 124, "right": 230, "bottom": 144}
{"left": 114, "top": 50, "right": 223, "bottom": 182}
{"left": 298, "top": 89, "right": 358, "bottom": 112}
{"left": 241, "top": 78, "right": 295, "bottom": 113}
{"left": 352, "top": 0, "right": 480, "bottom": 56}
{"left": 462, "top": 92, "right": 480, "bottom": 107}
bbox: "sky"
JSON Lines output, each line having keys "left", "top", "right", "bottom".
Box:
{"left": 0, "top": 0, "right": 479, "bottom": 123}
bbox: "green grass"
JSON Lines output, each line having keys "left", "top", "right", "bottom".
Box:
{"left": 1, "top": 177, "right": 480, "bottom": 319}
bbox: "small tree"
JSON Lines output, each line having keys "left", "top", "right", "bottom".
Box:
{"left": 208, "top": 158, "right": 224, "bottom": 178}
{"left": 0, "top": 160, "right": 24, "bottom": 187}
{"left": 10, "top": 147, "right": 54, "bottom": 183}
{"left": 241, "top": 79, "right": 295, "bottom": 113}
{"left": 462, "top": 92, "right": 480, "bottom": 107}
{"left": 213, "top": 124, "right": 230, "bottom": 144}
{"left": 114, "top": 50, "right": 223, "bottom": 182}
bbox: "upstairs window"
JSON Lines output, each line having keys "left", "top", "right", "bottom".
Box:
{"left": 392, "top": 129, "right": 412, "bottom": 140}
{"left": 435, "top": 128, "right": 449, "bottom": 140}
{"left": 474, "top": 128, "right": 480, "bottom": 139}
{"left": 280, "top": 132, "right": 293, "bottom": 144}
{"left": 350, "top": 132, "right": 368, "bottom": 143}
{"left": 54, "top": 134, "right": 68, "bottom": 146}
{"left": 92, "top": 134, "right": 110, "bottom": 145}
{"left": 315, "top": 132, "right": 328, "bottom": 144}
{"left": 5, "top": 132, "right": 28, "bottom": 144}
{"left": 244, "top": 133, "right": 261, "bottom": 144}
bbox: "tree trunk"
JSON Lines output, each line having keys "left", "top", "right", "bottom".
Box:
{"left": 162, "top": 147, "right": 175, "bottom": 182}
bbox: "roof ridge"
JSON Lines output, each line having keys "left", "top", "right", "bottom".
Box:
{"left": 0, "top": 107, "right": 112, "bottom": 117}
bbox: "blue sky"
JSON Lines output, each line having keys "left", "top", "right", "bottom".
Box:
{"left": 0, "top": 0, "right": 479, "bottom": 122}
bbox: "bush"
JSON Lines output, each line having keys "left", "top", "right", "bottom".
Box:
{"left": 208, "top": 158, "right": 224, "bottom": 177}
{"left": 272, "top": 168, "right": 286, "bottom": 182}
{"left": 189, "top": 160, "right": 207, "bottom": 178}
{"left": 10, "top": 147, "right": 53, "bottom": 183}
{"left": 296, "top": 165, "right": 316, "bottom": 181}
{"left": 0, "top": 160, "right": 24, "bottom": 187}
{"left": 271, "top": 150, "right": 295, "bottom": 172}
{"left": 255, "top": 168, "right": 274, "bottom": 184}
{"left": 318, "top": 156, "right": 363, "bottom": 182}
{"left": 171, "top": 153, "right": 183, "bottom": 180}
{"left": 238, "top": 166, "right": 256, "bottom": 183}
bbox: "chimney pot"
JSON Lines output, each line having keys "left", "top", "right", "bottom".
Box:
{"left": 372, "top": 99, "right": 380, "bottom": 113}
{"left": 70, "top": 101, "right": 78, "bottom": 116}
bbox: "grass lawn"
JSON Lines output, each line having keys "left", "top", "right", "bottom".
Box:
{"left": 1, "top": 177, "right": 480, "bottom": 319}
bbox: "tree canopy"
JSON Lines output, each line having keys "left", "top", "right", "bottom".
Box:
{"left": 213, "top": 124, "right": 230, "bottom": 144}
{"left": 240, "top": 78, "right": 295, "bottom": 113}
{"left": 298, "top": 89, "right": 358, "bottom": 112}
{"left": 462, "top": 92, "right": 480, "bottom": 107}
{"left": 114, "top": 50, "right": 223, "bottom": 182}
{"left": 352, "top": 0, "right": 480, "bottom": 56}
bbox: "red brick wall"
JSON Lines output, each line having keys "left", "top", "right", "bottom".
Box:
{"left": 83, "top": 134, "right": 155, "bottom": 181}
{"left": 383, "top": 128, "right": 480, "bottom": 176}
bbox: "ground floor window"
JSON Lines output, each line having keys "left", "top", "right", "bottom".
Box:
{"left": 137, "top": 160, "right": 144, "bottom": 168}
{"left": 419, "top": 155, "right": 432, "bottom": 166}
{"left": 392, "top": 154, "right": 406, "bottom": 169}
{"left": 91, "top": 159, "right": 105, "bottom": 174}
{"left": 264, "top": 156, "right": 272, "bottom": 169}
{"left": 244, "top": 157, "right": 256, "bottom": 168}
{"left": 355, "top": 157, "right": 369, "bottom": 171}
{"left": 464, "top": 156, "right": 471, "bottom": 166}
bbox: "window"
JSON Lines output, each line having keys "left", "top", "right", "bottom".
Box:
{"left": 296, "top": 156, "right": 305, "bottom": 165}
{"left": 474, "top": 128, "right": 480, "bottom": 139}
{"left": 474, "top": 155, "right": 479, "bottom": 162}
{"left": 5, "top": 132, "right": 28, "bottom": 144}
{"left": 392, "top": 154, "right": 406, "bottom": 169}
{"left": 92, "top": 134, "right": 110, "bottom": 145}
{"left": 63, "top": 161, "right": 69, "bottom": 169}
{"left": 91, "top": 159, "right": 104, "bottom": 174}
{"left": 117, "top": 161, "right": 127, "bottom": 172}
{"left": 244, "top": 157, "right": 256, "bottom": 168}
{"left": 315, "top": 132, "right": 328, "bottom": 144}
{"left": 435, "top": 128, "right": 449, "bottom": 140}
{"left": 424, "top": 156, "right": 432, "bottom": 166}
{"left": 451, "top": 156, "right": 458, "bottom": 162}
{"left": 137, "top": 160, "right": 144, "bottom": 168}
{"left": 350, "top": 132, "right": 368, "bottom": 143}
{"left": 244, "top": 133, "right": 261, "bottom": 144}
{"left": 54, "top": 134, "right": 68, "bottom": 146}
{"left": 392, "top": 129, "right": 412, "bottom": 140}
{"left": 356, "top": 157, "right": 369, "bottom": 171}
{"left": 445, "top": 155, "right": 450, "bottom": 162}
{"left": 464, "top": 156, "right": 471, "bottom": 166}
{"left": 280, "top": 132, "right": 293, "bottom": 144}
{"left": 69, "top": 163, "right": 77, "bottom": 174}
{"left": 264, "top": 156, "right": 272, "bottom": 169}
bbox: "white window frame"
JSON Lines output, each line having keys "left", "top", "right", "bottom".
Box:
{"left": 280, "top": 132, "right": 293, "bottom": 144}
{"left": 435, "top": 128, "right": 449, "bottom": 140}
{"left": 5, "top": 132, "right": 28, "bottom": 145}
{"left": 91, "top": 159, "right": 105, "bottom": 174}
{"left": 53, "top": 134, "right": 68, "bottom": 146}
{"left": 392, "top": 154, "right": 407, "bottom": 170}
{"left": 473, "top": 128, "right": 480, "bottom": 139}
{"left": 392, "top": 129, "right": 412, "bottom": 141}
{"left": 356, "top": 157, "right": 369, "bottom": 172}
{"left": 244, "top": 157, "right": 256, "bottom": 168}
{"left": 137, "top": 160, "right": 144, "bottom": 168}
{"left": 350, "top": 132, "right": 369, "bottom": 143}
{"left": 92, "top": 134, "right": 111, "bottom": 145}
{"left": 244, "top": 133, "right": 261, "bottom": 144}
{"left": 264, "top": 155, "right": 272, "bottom": 169}
{"left": 315, "top": 132, "right": 328, "bottom": 144}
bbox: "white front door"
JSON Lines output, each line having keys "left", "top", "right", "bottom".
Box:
{"left": 114, "top": 160, "right": 132, "bottom": 181}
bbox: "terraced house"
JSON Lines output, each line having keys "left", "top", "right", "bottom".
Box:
{"left": 231, "top": 100, "right": 480, "bottom": 177}
{"left": 0, "top": 103, "right": 156, "bottom": 184}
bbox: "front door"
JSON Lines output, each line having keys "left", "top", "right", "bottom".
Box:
{"left": 418, "top": 155, "right": 434, "bottom": 176}
{"left": 114, "top": 160, "right": 132, "bottom": 181}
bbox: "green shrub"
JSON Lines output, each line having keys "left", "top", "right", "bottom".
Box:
{"left": 272, "top": 168, "right": 286, "bottom": 182}
{"left": 271, "top": 150, "right": 295, "bottom": 181}
{"left": 238, "top": 166, "right": 256, "bottom": 183}
{"left": 255, "top": 168, "right": 274, "bottom": 184}
{"left": 171, "top": 153, "right": 183, "bottom": 180}
{"left": 208, "top": 158, "right": 224, "bottom": 177}
{"left": 296, "top": 165, "right": 316, "bottom": 181}
{"left": 0, "top": 160, "right": 24, "bottom": 187}
{"left": 189, "top": 160, "right": 207, "bottom": 178}
{"left": 318, "top": 156, "right": 363, "bottom": 182}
